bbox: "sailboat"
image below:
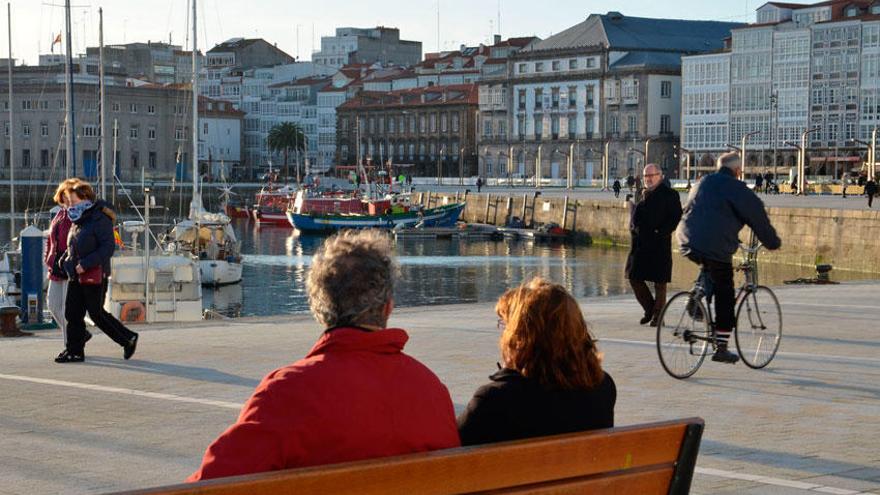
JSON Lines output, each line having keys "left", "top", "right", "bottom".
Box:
{"left": 166, "top": 0, "right": 242, "bottom": 287}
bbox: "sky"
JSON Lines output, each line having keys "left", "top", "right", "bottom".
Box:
{"left": 2, "top": 0, "right": 764, "bottom": 66}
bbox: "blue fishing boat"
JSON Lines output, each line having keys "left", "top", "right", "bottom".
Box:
{"left": 287, "top": 203, "right": 465, "bottom": 233}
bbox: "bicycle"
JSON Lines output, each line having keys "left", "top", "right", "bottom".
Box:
{"left": 656, "top": 237, "right": 783, "bottom": 379}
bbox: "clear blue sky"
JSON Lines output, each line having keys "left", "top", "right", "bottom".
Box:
{"left": 4, "top": 0, "right": 763, "bottom": 66}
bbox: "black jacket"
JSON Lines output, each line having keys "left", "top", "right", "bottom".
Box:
{"left": 63, "top": 200, "right": 117, "bottom": 279}
{"left": 677, "top": 168, "right": 781, "bottom": 262}
{"left": 625, "top": 182, "right": 682, "bottom": 283}
{"left": 457, "top": 368, "right": 616, "bottom": 446}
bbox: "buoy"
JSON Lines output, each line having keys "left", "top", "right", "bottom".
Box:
{"left": 120, "top": 301, "right": 146, "bottom": 323}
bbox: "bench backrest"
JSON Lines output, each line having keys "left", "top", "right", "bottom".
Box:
{"left": 113, "top": 417, "right": 704, "bottom": 495}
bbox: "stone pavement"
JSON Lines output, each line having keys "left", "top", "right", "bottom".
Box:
{"left": 0, "top": 282, "right": 878, "bottom": 494}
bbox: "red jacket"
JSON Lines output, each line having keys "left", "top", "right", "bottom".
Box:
{"left": 188, "top": 327, "right": 460, "bottom": 481}
{"left": 45, "top": 209, "right": 72, "bottom": 282}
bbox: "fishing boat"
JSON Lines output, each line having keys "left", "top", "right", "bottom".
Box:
{"left": 287, "top": 199, "right": 465, "bottom": 233}
{"left": 253, "top": 183, "right": 296, "bottom": 226}
{"left": 224, "top": 202, "right": 251, "bottom": 219}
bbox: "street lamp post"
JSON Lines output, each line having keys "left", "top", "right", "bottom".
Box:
{"left": 552, "top": 147, "right": 572, "bottom": 190}
{"left": 437, "top": 145, "right": 446, "bottom": 186}
{"left": 770, "top": 91, "right": 778, "bottom": 179}
{"left": 567, "top": 142, "right": 576, "bottom": 190}
{"left": 680, "top": 147, "right": 693, "bottom": 183}
{"left": 535, "top": 143, "right": 544, "bottom": 189}
{"left": 603, "top": 140, "right": 610, "bottom": 190}
{"left": 644, "top": 136, "right": 655, "bottom": 164}
{"left": 458, "top": 147, "right": 465, "bottom": 186}
{"left": 507, "top": 144, "right": 515, "bottom": 187}
{"left": 798, "top": 127, "right": 820, "bottom": 195}
{"left": 871, "top": 127, "right": 878, "bottom": 179}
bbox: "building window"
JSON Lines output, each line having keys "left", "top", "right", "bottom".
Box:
{"left": 586, "top": 86, "right": 594, "bottom": 107}
{"left": 628, "top": 115, "right": 638, "bottom": 134}
{"left": 22, "top": 149, "right": 30, "bottom": 168}
{"left": 551, "top": 61, "right": 561, "bottom": 71}
{"left": 175, "top": 126, "right": 185, "bottom": 140}
{"left": 419, "top": 115, "right": 426, "bottom": 133}
{"left": 130, "top": 103, "right": 137, "bottom": 113}
{"left": 586, "top": 58, "right": 596, "bottom": 68}
{"left": 131, "top": 151, "right": 139, "bottom": 169}
{"left": 148, "top": 127, "right": 157, "bottom": 140}
{"left": 40, "top": 149, "right": 49, "bottom": 168}
{"left": 112, "top": 102, "right": 120, "bottom": 112}
{"left": 147, "top": 104, "right": 156, "bottom": 114}
{"left": 568, "top": 86, "right": 577, "bottom": 108}
{"left": 518, "top": 63, "right": 527, "bottom": 74}
{"left": 551, "top": 87, "right": 560, "bottom": 109}
{"left": 535, "top": 62, "right": 544, "bottom": 73}
{"left": 608, "top": 115, "right": 619, "bottom": 135}
{"left": 483, "top": 118, "right": 493, "bottom": 137}
{"left": 534, "top": 116, "right": 543, "bottom": 138}
{"left": 569, "top": 59, "right": 578, "bottom": 70}
{"left": 440, "top": 113, "right": 448, "bottom": 132}
{"left": 22, "top": 122, "right": 30, "bottom": 137}
{"left": 518, "top": 89, "right": 526, "bottom": 110}
{"left": 130, "top": 125, "right": 139, "bottom": 139}
{"left": 661, "top": 81, "right": 672, "bottom": 99}
{"left": 551, "top": 115, "right": 560, "bottom": 139}
{"left": 82, "top": 125, "right": 98, "bottom": 137}
{"left": 534, "top": 88, "right": 543, "bottom": 110}
{"left": 568, "top": 115, "right": 577, "bottom": 139}
{"left": 21, "top": 100, "right": 31, "bottom": 110}
{"left": 660, "top": 114, "right": 671, "bottom": 134}
{"left": 451, "top": 113, "right": 460, "bottom": 132}
{"left": 40, "top": 123, "right": 49, "bottom": 137}
{"left": 149, "top": 151, "right": 157, "bottom": 169}
{"left": 429, "top": 114, "right": 437, "bottom": 133}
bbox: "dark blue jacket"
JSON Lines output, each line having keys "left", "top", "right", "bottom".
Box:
{"left": 63, "top": 200, "right": 117, "bottom": 278}
{"left": 677, "top": 168, "right": 781, "bottom": 262}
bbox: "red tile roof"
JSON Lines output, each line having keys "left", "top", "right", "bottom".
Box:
{"left": 338, "top": 83, "right": 478, "bottom": 110}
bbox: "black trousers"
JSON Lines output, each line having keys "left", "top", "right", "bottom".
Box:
{"left": 687, "top": 255, "right": 735, "bottom": 333}
{"left": 65, "top": 278, "right": 136, "bottom": 355}
{"left": 629, "top": 280, "right": 666, "bottom": 318}
{"left": 869, "top": 193, "right": 875, "bottom": 208}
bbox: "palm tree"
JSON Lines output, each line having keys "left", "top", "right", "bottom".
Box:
{"left": 267, "top": 122, "right": 306, "bottom": 183}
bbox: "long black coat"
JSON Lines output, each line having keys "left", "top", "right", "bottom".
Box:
{"left": 625, "top": 182, "right": 682, "bottom": 283}
{"left": 62, "top": 200, "right": 117, "bottom": 278}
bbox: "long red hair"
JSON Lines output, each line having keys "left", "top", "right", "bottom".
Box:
{"left": 497, "top": 277, "right": 604, "bottom": 390}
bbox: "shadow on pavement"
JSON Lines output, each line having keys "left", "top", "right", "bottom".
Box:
{"left": 82, "top": 357, "right": 261, "bottom": 388}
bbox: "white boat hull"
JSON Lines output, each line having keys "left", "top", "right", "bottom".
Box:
{"left": 106, "top": 253, "right": 204, "bottom": 323}
{"left": 199, "top": 259, "right": 243, "bottom": 286}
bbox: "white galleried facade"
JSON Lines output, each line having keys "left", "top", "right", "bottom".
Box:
{"left": 478, "top": 11, "right": 742, "bottom": 183}
{"left": 682, "top": 0, "right": 880, "bottom": 179}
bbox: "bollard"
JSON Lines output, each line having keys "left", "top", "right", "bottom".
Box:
{"left": 19, "top": 226, "right": 44, "bottom": 326}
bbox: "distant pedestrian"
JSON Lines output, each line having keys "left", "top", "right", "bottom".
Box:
{"left": 626, "top": 174, "right": 635, "bottom": 192}
{"left": 755, "top": 174, "right": 763, "bottom": 193}
{"left": 476, "top": 176, "right": 483, "bottom": 193}
{"left": 612, "top": 179, "right": 621, "bottom": 198}
{"left": 626, "top": 164, "right": 682, "bottom": 327}
{"left": 866, "top": 179, "right": 878, "bottom": 208}
{"left": 842, "top": 177, "right": 848, "bottom": 198}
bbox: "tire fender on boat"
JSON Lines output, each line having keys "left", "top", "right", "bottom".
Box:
{"left": 120, "top": 301, "right": 146, "bottom": 323}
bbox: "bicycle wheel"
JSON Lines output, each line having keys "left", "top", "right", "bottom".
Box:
{"left": 656, "top": 292, "right": 711, "bottom": 379}
{"left": 735, "top": 285, "right": 782, "bottom": 369}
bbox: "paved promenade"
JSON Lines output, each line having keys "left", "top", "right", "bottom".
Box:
{"left": 0, "top": 282, "right": 878, "bottom": 494}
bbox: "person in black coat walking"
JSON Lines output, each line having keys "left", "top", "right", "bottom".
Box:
{"left": 612, "top": 178, "right": 621, "bottom": 198}
{"left": 865, "top": 178, "right": 878, "bottom": 208}
{"left": 625, "top": 164, "right": 682, "bottom": 326}
{"left": 55, "top": 180, "right": 138, "bottom": 363}
{"left": 457, "top": 278, "right": 615, "bottom": 446}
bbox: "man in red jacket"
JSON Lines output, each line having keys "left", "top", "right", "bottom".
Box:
{"left": 188, "top": 230, "right": 460, "bottom": 481}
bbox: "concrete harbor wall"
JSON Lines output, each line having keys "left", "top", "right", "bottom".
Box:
{"left": 425, "top": 191, "right": 880, "bottom": 274}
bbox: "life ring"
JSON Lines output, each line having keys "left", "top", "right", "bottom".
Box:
{"left": 120, "top": 301, "right": 146, "bottom": 323}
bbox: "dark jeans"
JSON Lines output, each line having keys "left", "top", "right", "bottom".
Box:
{"left": 869, "top": 193, "right": 875, "bottom": 208}
{"left": 687, "top": 255, "right": 735, "bottom": 333}
{"left": 629, "top": 280, "right": 666, "bottom": 318}
{"left": 65, "top": 277, "right": 136, "bottom": 355}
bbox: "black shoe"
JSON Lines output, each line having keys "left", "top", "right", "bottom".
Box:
{"left": 84, "top": 331, "right": 92, "bottom": 345}
{"left": 123, "top": 333, "right": 138, "bottom": 360}
{"left": 639, "top": 313, "right": 652, "bottom": 325}
{"left": 711, "top": 347, "right": 740, "bottom": 364}
{"left": 55, "top": 350, "right": 84, "bottom": 363}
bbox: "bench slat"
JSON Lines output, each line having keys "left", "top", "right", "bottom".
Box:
{"left": 481, "top": 465, "right": 675, "bottom": 495}
{"left": 113, "top": 418, "right": 701, "bottom": 495}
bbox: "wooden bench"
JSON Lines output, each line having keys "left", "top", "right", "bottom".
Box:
{"left": 113, "top": 417, "right": 704, "bottom": 495}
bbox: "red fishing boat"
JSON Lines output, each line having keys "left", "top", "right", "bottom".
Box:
{"left": 252, "top": 184, "right": 297, "bottom": 226}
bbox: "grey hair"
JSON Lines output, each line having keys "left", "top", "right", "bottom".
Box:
{"left": 717, "top": 151, "right": 742, "bottom": 171}
{"left": 307, "top": 229, "right": 398, "bottom": 329}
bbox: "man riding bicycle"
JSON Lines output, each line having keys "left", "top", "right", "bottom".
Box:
{"left": 676, "top": 152, "right": 781, "bottom": 364}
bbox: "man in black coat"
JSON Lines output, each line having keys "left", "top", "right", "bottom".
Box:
{"left": 626, "top": 164, "right": 682, "bottom": 326}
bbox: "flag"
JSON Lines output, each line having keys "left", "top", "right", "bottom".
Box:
{"left": 51, "top": 33, "right": 61, "bottom": 53}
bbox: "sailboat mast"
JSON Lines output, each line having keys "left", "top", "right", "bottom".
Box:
{"left": 190, "top": 0, "right": 200, "bottom": 215}
{"left": 7, "top": 3, "right": 14, "bottom": 236}
{"left": 64, "top": 0, "right": 75, "bottom": 177}
{"left": 99, "top": 7, "right": 106, "bottom": 199}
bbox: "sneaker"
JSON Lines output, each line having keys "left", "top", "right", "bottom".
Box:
{"left": 55, "top": 350, "right": 84, "bottom": 363}
{"left": 711, "top": 347, "right": 740, "bottom": 364}
{"left": 123, "top": 333, "right": 138, "bottom": 360}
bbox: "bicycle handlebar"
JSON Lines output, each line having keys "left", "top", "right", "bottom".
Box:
{"left": 739, "top": 242, "right": 763, "bottom": 254}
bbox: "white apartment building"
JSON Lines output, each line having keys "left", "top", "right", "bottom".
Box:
{"left": 682, "top": 0, "right": 880, "bottom": 178}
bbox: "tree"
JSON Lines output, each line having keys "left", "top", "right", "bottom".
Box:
{"left": 267, "top": 122, "right": 306, "bottom": 183}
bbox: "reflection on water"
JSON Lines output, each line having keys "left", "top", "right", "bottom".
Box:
{"left": 1, "top": 217, "right": 874, "bottom": 319}
{"left": 228, "top": 219, "right": 876, "bottom": 318}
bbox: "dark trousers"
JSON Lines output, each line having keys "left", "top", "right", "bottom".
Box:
{"left": 629, "top": 280, "right": 666, "bottom": 318}
{"left": 869, "top": 193, "right": 875, "bottom": 208}
{"left": 65, "top": 278, "right": 136, "bottom": 355}
{"left": 688, "top": 255, "right": 735, "bottom": 335}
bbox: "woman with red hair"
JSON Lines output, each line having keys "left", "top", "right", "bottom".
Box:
{"left": 457, "top": 277, "right": 616, "bottom": 446}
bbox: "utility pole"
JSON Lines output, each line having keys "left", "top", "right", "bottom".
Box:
{"left": 99, "top": 7, "right": 106, "bottom": 198}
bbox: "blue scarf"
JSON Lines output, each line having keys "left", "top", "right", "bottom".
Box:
{"left": 67, "top": 200, "right": 94, "bottom": 222}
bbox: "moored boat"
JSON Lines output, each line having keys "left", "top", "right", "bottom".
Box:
{"left": 287, "top": 202, "right": 465, "bottom": 233}
{"left": 253, "top": 184, "right": 296, "bottom": 227}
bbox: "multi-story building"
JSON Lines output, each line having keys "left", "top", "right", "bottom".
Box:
{"left": 0, "top": 74, "right": 241, "bottom": 182}
{"left": 682, "top": 0, "right": 880, "bottom": 178}
{"left": 81, "top": 42, "right": 199, "bottom": 84}
{"left": 478, "top": 12, "right": 741, "bottom": 183}
{"left": 198, "top": 97, "right": 244, "bottom": 180}
{"left": 335, "top": 84, "right": 479, "bottom": 177}
{"left": 312, "top": 27, "right": 421, "bottom": 69}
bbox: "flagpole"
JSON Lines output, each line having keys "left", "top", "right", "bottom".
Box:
{"left": 7, "top": 3, "right": 15, "bottom": 236}
{"left": 64, "top": 0, "right": 76, "bottom": 177}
